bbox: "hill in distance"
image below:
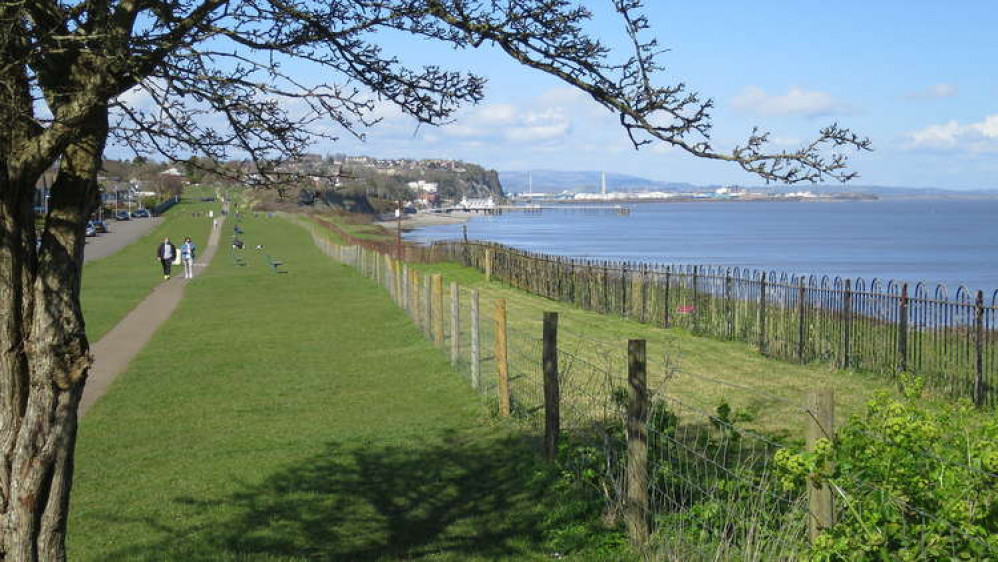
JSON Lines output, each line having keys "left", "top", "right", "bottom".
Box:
{"left": 499, "top": 169, "right": 998, "bottom": 199}
{"left": 499, "top": 169, "right": 700, "bottom": 194}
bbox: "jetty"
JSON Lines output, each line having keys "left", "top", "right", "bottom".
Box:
{"left": 430, "top": 204, "right": 631, "bottom": 216}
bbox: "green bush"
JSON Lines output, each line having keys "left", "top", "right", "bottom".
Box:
{"left": 775, "top": 376, "right": 998, "bottom": 560}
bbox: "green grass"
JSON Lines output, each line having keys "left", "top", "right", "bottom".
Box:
{"left": 353, "top": 252, "right": 894, "bottom": 442}
{"left": 81, "top": 194, "right": 217, "bottom": 340}
{"left": 303, "top": 214, "right": 961, "bottom": 441}
{"left": 69, "top": 213, "right": 629, "bottom": 561}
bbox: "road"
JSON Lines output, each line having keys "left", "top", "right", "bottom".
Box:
{"left": 83, "top": 216, "right": 163, "bottom": 263}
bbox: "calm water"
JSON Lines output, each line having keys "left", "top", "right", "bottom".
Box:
{"left": 406, "top": 199, "right": 998, "bottom": 295}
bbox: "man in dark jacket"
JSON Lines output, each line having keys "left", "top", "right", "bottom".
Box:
{"left": 155, "top": 237, "right": 177, "bottom": 279}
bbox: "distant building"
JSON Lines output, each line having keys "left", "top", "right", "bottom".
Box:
{"left": 159, "top": 167, "right": 184, "bottom": 177}
{"left": 408, "top": 180, "right": 438, "bottom": 193}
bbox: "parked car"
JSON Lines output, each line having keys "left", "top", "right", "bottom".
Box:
{"left": 131, "top": 209, "right": 151, "bottom": 218}
{"left": 92, "top": 220, "right": 109, "bottom": 233}
{"left": 85, "top": 222, "right": 97, "bottom": 237}
{"left": 114, "top": 210, "right": 130, "bottom": 221}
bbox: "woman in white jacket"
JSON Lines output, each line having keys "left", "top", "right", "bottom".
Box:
{"left": 180, "top": 237, "right": 197, "bottom": 279}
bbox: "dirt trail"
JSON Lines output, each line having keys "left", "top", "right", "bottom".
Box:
{"left": 79, "top": 218, "right": 226, "bottom": 416}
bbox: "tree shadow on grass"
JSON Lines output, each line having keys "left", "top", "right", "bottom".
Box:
{"left": 100, "top": 431, "right": 595, "bottom": 561}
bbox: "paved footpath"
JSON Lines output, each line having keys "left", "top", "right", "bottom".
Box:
{"left": 79, "top": 219, "right": 225, "bottom": 416}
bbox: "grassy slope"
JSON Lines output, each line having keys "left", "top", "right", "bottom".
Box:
{"left": 69, "top": 213, "right": 625, "bottom": 561}
{"left": 301, "top": 213, "right": 895, "bottom": 440}
{"left": 81, "top": 195, "right": 216, "bottom": 340}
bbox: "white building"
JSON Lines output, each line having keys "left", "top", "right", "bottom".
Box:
{"left": 407, "top": 180, "right": 438, "bottom": 193}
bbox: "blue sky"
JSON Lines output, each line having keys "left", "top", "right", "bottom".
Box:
{"left": 114, "top": 1, "right": 998, "bottom": 190}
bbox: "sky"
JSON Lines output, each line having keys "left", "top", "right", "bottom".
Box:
{"left": 111, "top": 1, "right": 998, "bottom": 190}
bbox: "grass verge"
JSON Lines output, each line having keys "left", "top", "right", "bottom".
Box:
{"left": 304, "top": 212, "right": 904, "bottom": 441}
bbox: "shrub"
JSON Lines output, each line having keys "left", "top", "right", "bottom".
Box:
{"left": 775, "top": 376, "right": 998, "bottom": 560}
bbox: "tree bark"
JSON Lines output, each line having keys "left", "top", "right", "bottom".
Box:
{"left": 1, "top": 105, "right": 106, "bottom": 560}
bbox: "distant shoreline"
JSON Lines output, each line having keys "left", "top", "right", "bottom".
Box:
{"left": 374, "top": 211, "right": 471, "bottom": 231}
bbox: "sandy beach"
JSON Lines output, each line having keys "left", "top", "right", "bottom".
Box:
{"left": 374, "top": 211, "right": 473, "bottom": 231}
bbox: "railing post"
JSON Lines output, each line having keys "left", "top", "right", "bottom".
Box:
{"left": 842, "top": 279, "right": 852, "bottom": 369}
{"left": 725, "top": 271, "right": 734, "bottom": 339}
{"left": 543, "top": 312, "right": 560, "bottom": 461}
{"left": 450, "top": 282, "right": 460, "bottom": 366}
{"left": 898, "top": 283, "right": 909, "bottom": 373}
{"left": 495, "top": 298, "right": 510, "bottom": 417}
{"left": 640, "top": 265, "right": 649, "bottom": 323}
{"left": 626, "top": 339, "right": 650, "bottom": 548}
{"left": 621, "top": 262, "right": 628, "bottom": 317}
{"left": 663, "top": 266, "right": 671, "bottom": 328}
{"left": 471, "top": 289, "right": 480, "bottom": 390}
{"left": 797, "top": 280, "right": 807, "bottom": 362}
{"left": 975, "top": 290, "right": 986, "bottom": 406}
{"left": 602, "top": 263, "right": 610, "bottom": 314}
{"left": 433, "top": 274, "right": 444, "bottom": 348}
{"left": 692, "top": 266, "right": 699, "bottom": 333}
{"left": 758, "top": 272, "right": 768, "bottom": 354}
{"left": 806, "top": 388, "right": 835, "bottom": 542}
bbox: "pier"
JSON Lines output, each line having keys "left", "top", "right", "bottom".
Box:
{"left": 431, "top": 204, "right": 631, "bottom": 216}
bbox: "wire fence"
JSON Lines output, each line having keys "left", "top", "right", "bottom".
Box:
{"left": 299, "top": 218, "right": 998, "bottom": 560}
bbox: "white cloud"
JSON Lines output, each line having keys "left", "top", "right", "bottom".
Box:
{"left": 436, "top": 97, "right": 573, "bottom": 143}
{"left": 504, "top": 122, "right": 570, "bottom": 142}
{"left": 905, "top": 114, "right": 998, "bottom": 153}
{"left": 970, "top": 114, "right": 998, "bottom": 138}
{"left": 903, "top": 83, "right": 959, "bottom": 100}
{"left": 731, "top": 86, "right": 849, "bottom": 118}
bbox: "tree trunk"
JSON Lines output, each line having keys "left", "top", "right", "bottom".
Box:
{"left": 1, "top": 106, "right": 106, "bottom": 561}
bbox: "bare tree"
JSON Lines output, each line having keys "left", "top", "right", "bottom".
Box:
{"left": 0, "top": 0, "right": 870, "bottom": 559}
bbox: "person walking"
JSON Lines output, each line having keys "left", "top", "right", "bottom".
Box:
{"left": 155, "top": 237, "right": 177, "bottom": 280}
{"left": 180, "top": 236, "right": 197, "bottom": 279}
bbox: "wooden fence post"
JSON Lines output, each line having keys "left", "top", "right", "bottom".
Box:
{"left": 898, "top": 283, "right": 909, "bottom": 373}
{"left": 806, "top": 388, "right": 835, "bottom": 542}
{"left": 974, "top": 290, "right": 986, "bottom": 406}
{"left": 543, "top": 312, "right": 560, "bottom": 461}
{"left": 626, "top": 339, "right": 650, "bottom": 548}
{"left": 450, "top": 282, "right": 460, "bottom": 365}
{"left": 842, "top": 279, "right": 852, "bottom": 369}
{"left": 433, "top": 274, "right": 444, "bottom": 347}
{"left": 471, "top": 289, "right": 481, "bottom": 390}
{"left": 495, "top": 298, "right": 510, "bottom": 416}
{"left": 485, "top": 248, "right": 493, "bottom": 281}
{"left": 758, "top": 272, "right": 767, "bottom": 354}
{"left": 423, "top": 275, "right": 432, "bottom": 337}
{"left": 402, "top": 265, "right": 409, "bottom": 311}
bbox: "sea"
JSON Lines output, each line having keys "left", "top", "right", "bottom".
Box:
{"left": 405, "top": 199, "right": 998, "bottom": 296}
